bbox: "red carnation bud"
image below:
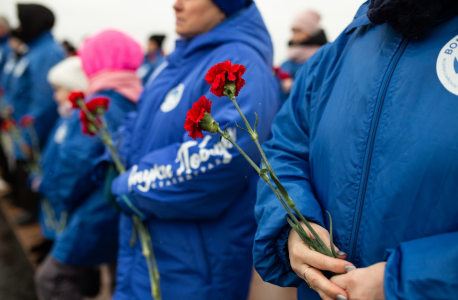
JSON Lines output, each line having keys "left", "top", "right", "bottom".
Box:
{"left": 205, "top": 60, "right": 246, "bottom": 98}
{"left": 184, "top": 96, "right": 219, "bottom": 140}
{"left": 68, "top": 91, "right": 86, "bottom": 109}
{"left": 19, "top": 115, "right": 35, "bottom": 127}
{"left": 86, "top": 97, "right": 110, "bottom": 115}
{"left": 79, "top": 110, "right": 100, "bottom": 137}
{"left": 1, "top": 119, "right": 16, "bottom": 132}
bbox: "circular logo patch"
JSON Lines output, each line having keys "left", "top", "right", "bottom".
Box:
{"left": 161, "top": 83, "right": 185, "bottom": 113}
{"left": 437, "top": 34, "right": 458, "bottom": 96}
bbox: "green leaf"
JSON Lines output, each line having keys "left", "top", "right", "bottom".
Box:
{"left": 235, "top": 121, "right": 250, "bottom": 133}
{"left": 327, "top": 211, "right": 337, "bottom": 258}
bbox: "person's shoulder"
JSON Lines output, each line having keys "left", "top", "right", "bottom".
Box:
{"left": 206, "top": 42, "right": 269, "bottom": 70}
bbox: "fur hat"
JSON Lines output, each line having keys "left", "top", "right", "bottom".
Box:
{"left": 47, "top": 56, "right": 88, "bottom": 91}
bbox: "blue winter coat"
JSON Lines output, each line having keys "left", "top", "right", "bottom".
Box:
{"left": 109, "top": 2, "right": 280, "bottom": 299}
{"left": 254, "top": 2, "right": 458, "bottom": 300}
{"left": 137, "top": 51, "right": 165, "bottom": 85}
{"left": 2, "top": 31, "right": 63, "bottom": 159}
{"left": 38, "top": 90, "right": 136, "bottom": 266}
{"left": 0, "top": 35, "right": 11, "bottom": 85}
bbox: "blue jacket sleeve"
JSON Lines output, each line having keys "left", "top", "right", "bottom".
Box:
{"left": 384, "top": 231, "right": 458, "bottom": 300}
{"left": 111, "top": 66, "right": 279, "bottom": 221}
{"left": 253, "top": 48, "right": 328, "bottom": 288}
{"left": 27, "top": 52, "right": 62, "bottom": 147}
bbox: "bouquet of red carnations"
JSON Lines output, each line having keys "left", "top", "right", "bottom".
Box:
{"left": 184, "top": 61, "right": 338, "bottom": 259}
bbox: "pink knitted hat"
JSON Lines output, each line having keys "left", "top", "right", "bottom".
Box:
{"left": 79, "top": 29, "right": 143, "bottom": 78}
{"left": 291, "top": 10, "right": 321, "bottom": 36}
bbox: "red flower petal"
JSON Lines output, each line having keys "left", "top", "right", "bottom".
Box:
{"left": 86, "top": 97, "right": 110, "bottom": 114}
{"left": 19, "top": 115, "right": 35, "bottom": 127}
{"left": 205, "top": 60, "right": 246, "bottom": 97}
{"left": 68, "top": 91, "right": 86, "bottom": 109}
{"left": 184, "top": 96, "right": 212, "bottom": 140}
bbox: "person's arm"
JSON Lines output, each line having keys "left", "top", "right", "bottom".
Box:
{"left": 384, "top": 231, "right": 458, "bottom": 299}
{"left": 253, "top": 52, "right": 327, "bottom": 288}
{"left": 111, "top": 62, "right": 280, "bottom": 221}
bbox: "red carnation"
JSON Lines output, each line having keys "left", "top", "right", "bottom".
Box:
{"left": 1, "top": 119, "right": 16, "bottom": 132}
{"left": 86, "top": 97, "right": 110, "bottom": 115}
{"left": 68, "top": 91, "right": 86, "bottom": 108}
{"left": 205, "top": 61, "right": 246, "bottom": 97}
{"left": 79, "top": 110, "right": 100, "bottom": 137}
{"left": 19, "top": 115, "right": 35, "bottom": 127}
{"left": 184, "top": 96, "right": 213, "bottom": 140}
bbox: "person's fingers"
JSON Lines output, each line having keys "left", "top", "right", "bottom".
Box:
{"left": 302, "top": 248, "right": 353, "bottom": 274}
{"left": 305, "top": 267, "right": 348, "bottom": 299}
{"left": 301, "top": 223, "right": 346, "bottom": 260}
{"left": 330, "top": 274, "right": 349, "bottom": 291}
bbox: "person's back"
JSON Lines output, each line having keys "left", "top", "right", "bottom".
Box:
{"left": 108, "top": 0, "right": 281, "bottom": 299}
{"left": 254, "top": 1, "right": 458, "bottom": 300}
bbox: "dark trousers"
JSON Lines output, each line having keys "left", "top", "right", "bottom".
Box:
{"left": 35, "top": 255, "right": 116, "bottom": 300}
{"left": 12, "top": 160, "right": 40, "bottom": 213}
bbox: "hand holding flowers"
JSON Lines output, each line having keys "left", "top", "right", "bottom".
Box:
{"left": 185, "top": 61, "right": 342, "bottom": 260}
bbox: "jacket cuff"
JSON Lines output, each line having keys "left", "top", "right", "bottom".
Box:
{"left": 111, "top": 171, "right": 130, "bottom": 196}
{"left": 275, "top": 224, "right": 293, "bottom": 270}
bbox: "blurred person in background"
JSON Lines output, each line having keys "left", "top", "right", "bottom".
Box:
{"left": 27, "top": 56, "right": 88, "bottom": 266}
{"left": 3, "top": 4, "right": 64, "bottom": 225}
{"left": 275, "top": 9, "right": 327, "bottom": 101}
{"left": 0, "top": 16, "right": 11, "bottom": 84}
{"left": 62, "top": 40, "right": 78, "bottom": 57}
{"left": 137, "top": 34, "right": 166, "bottom": 85}
{"left": 99, "top": 0, "right": 280, "bottom": 299}
{"left": 34, "top": 30, "right": 142, "bottom": 300}
{"left": 254, "top": 1, "right": 458, "bottom": 300}
{"left": 0, "top": 16, "right": 12, "bottom": 196}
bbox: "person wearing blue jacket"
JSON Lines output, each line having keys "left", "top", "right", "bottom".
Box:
{"left": 4, "top": 4, "right": 64, "bottom": 224}
{"left": 105, "top": 0, "right": 280, "bottom": 299}
{"left": 254, "top": 1, "right": 458, "bottom": 300}
{"left": 0, "top": 16, "right": 11, "bottom": 85}
{"left": 137, "top": 34, "right": 166, "bottom": 85}
{"left": 34, "top": 30, "right": 143, "bottom": 300}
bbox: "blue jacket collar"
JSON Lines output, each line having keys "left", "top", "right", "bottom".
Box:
{"left": 168, "top": 1, "right": 273, "bottom": 67}
{"left": 345, "top": 1, "right": 371, "bottom": 34}
{"left": 26, "top": 30, "right": 53, "bottom": 48}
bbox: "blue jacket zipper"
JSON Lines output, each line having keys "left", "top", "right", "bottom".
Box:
{"left": 348, "top": 38, "right": 409, "bottom": 264}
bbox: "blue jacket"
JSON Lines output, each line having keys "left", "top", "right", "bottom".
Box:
{"left": 254, "top": 3, "right": 458, "bottom": 300}
{"left": 38, "top": 90, "right": 136, "bottom": 266}
{"left": 137, "top": 50, "right": 165, "bottom": 85}
{"left": 2, "top": 31, "right": 63, "bottom": 159}
{"left": 0, "top": 35, "right": 11, "bottom": 86}
{"left": 109, "top": 2, "right": 280, "bottom": 299}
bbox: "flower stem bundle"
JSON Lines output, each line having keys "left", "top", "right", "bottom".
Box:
{"left": 185, "top": 61, "right": 338, "bottom": 258}
{"left": 68, "top": 92, "right": 162, "bottom": 300}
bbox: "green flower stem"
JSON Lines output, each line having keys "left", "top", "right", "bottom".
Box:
{"left": 216, "top": 127, "right": 260, "bottom": 173}
{"left": 225, "top": 93, "right": 336, "bottom": 258}
{"left": 133, "top": 216, "right": 162, "bottom": 300}
{"left": 216, "top": 127, "right": 307, "bottom": 238}
{"left": 92, "top": 111, "right": 162, "bottom": 300}
{"left": 26, "top": 125, "right": 42, "bottom": 175}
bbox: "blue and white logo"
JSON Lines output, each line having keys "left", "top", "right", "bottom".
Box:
{"left": 437, "top": 34, "right": 458, "bottom": 96}
{"left": 161, "top": 83, "right": 185, "bottom": 113}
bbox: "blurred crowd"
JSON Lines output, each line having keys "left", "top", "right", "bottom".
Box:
{"left": 1, "top": 0, "right": 458, "bottom": 300}
{"left": 0, "top": 2, "right": 326, "bottom": 300}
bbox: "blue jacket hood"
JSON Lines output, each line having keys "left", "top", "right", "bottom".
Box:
{"left": 169, "top": 2, "right": 274, "bottom": 67}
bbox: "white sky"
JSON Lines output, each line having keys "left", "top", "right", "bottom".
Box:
{"left": 0, "top": 0, "right": 365, "bottom": 65}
